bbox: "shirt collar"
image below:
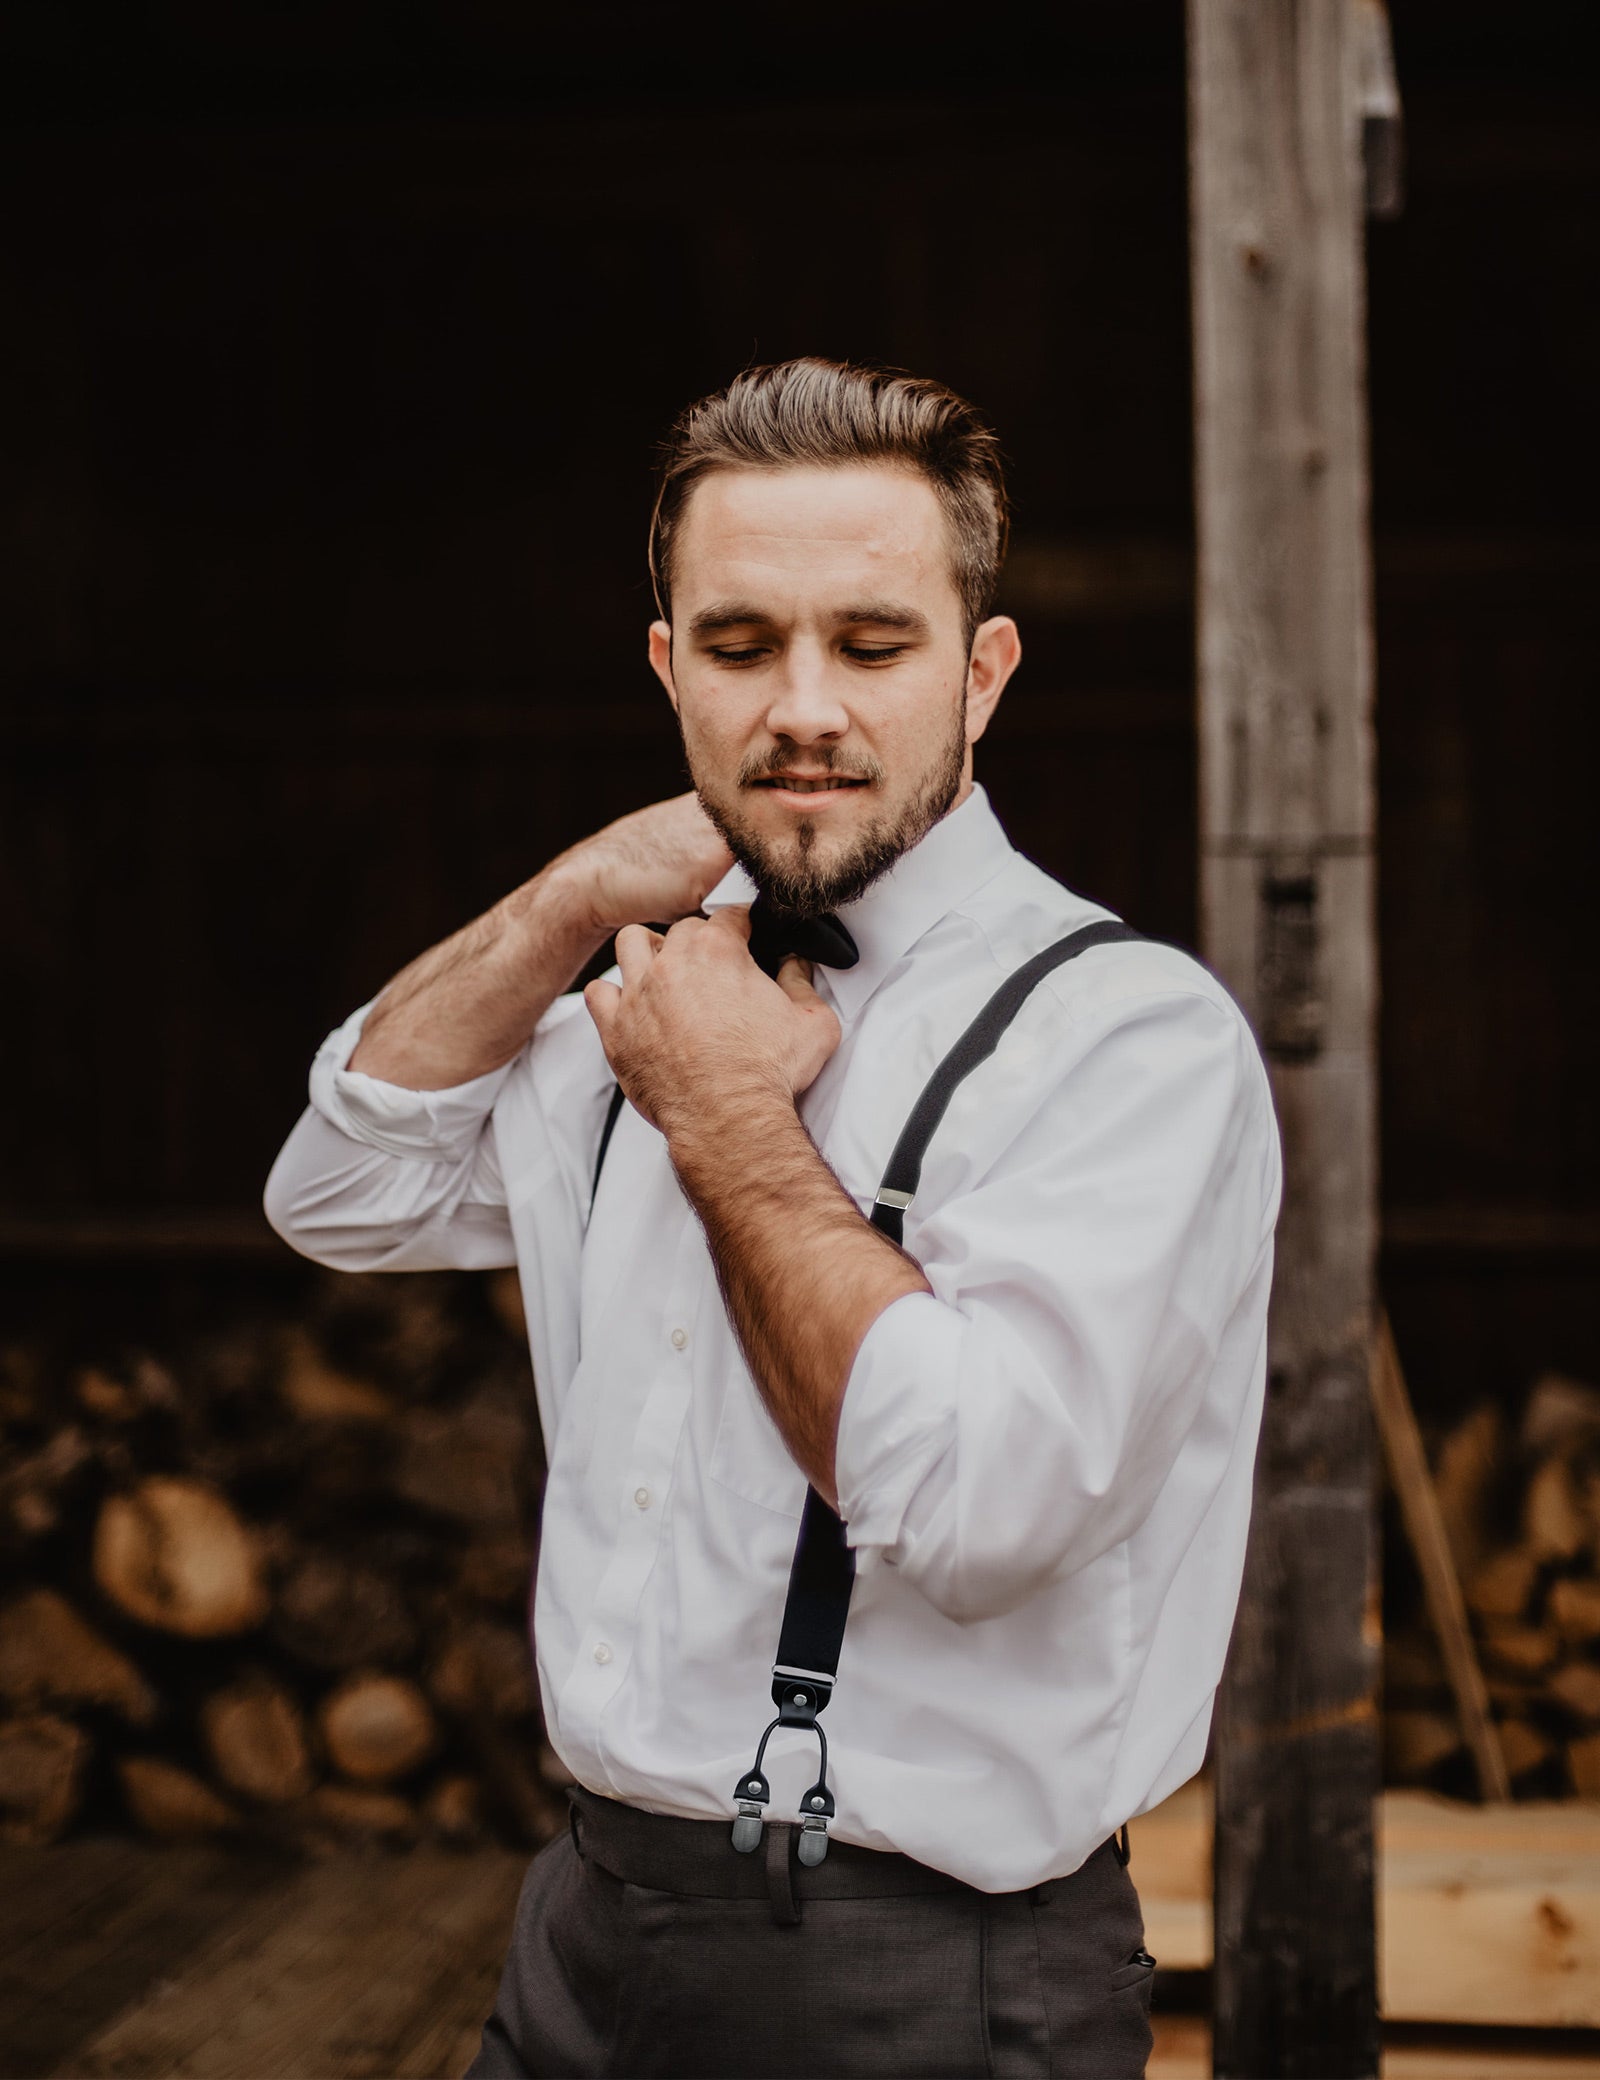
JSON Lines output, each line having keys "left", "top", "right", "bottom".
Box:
{"left": 701, "top": 782, "right": 1016, "bottom": 1023}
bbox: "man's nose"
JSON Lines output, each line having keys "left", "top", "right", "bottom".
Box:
{"left": 762, "top": 651, "right": 850, "bottom": 744}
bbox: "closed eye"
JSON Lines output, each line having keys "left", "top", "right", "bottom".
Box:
{"left": 842, "top": 644, "right": 907, "bottom": 664}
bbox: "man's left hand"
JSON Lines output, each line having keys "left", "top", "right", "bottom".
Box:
{"left": 583, "top": 908, "right": 842, "bottom": 1139}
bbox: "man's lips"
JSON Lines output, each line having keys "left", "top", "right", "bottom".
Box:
{"left": 751, "top": 775, "right": 870, "bottom": 795}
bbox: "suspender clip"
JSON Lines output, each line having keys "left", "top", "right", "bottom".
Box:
{"left": 730, "top": 1764, "right": 770, "bottom": 1854}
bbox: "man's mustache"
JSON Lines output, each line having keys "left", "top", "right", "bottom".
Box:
{"left": 736, "top": 749, "right": 886, "bottom": 787}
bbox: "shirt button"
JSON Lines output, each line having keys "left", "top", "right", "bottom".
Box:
{"left": 634, "top": 1486, "right": 652, "bottom": 1510}
{"left": 670, "top": 1327, "right": 689, "bottom": 1351}
{"left": 592, "top": 1642, "right": 612, "bottom": 1666}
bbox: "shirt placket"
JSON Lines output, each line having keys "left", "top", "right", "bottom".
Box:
{"left": 555, "top": 1213, "right": 704, "bottom": 1760}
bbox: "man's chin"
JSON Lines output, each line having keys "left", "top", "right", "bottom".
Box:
{"left": 729, "top": 822, "right": 905, "bottom": 918}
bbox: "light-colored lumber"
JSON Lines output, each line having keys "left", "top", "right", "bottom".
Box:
{"left": 1130, "top": 1781, "right": 1600, "bottom": 2027}
{"left": 1371, "top": 1310, "right": 1511, "bottom": 1799}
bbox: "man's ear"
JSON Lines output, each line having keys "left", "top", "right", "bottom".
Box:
{"left": 964, "top": 615, "right": 1021, "bottom": 748}
{"left": 648, "top": 621, "right": 679, "bottom": 714}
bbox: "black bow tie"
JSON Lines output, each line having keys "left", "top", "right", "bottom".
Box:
{"left": 746, "top": 894, "right": 860, "bottom": 980}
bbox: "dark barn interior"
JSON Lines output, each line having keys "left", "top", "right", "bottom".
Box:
{"left": 2, "top": 3, "right": 1598, "bottom": 2072}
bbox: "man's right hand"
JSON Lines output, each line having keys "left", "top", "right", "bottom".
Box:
{"left": 556, "top": 792, "right": 735, "bottom": 937}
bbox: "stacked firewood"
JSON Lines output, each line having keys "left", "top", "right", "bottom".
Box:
{"left": 1385, "top": 1372, "right": 1600, "bottom": 1799}
{"left": 0, "top": 1269, "right": 571, "bottom": 1849}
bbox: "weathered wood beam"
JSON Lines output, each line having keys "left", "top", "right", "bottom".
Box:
{"left": 1188, "top": 2, "right": 1382, "bottom": 2073}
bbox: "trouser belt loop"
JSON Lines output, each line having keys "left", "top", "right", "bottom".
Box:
{"left": 1114, "top": 1823, "right": 1131, "bottom": 1868}
{"left": 764, "top": 1821, "right": 802, "bottom": 1927}
{"left": 569, "top": 1799, "right": 584, "bottom": 1860}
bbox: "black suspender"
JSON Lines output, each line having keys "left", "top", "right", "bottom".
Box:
{"left": 587, "top": 918, "right": 1146, "bottom": 1861}
{"left": 589, "top": 1082, "right": 626, "bottom": 1219}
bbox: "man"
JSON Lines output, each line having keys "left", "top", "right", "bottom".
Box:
{"left": 265, "top": 358, "right": 1281, "bottom": 2077}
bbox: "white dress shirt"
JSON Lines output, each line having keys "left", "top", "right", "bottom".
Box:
{"left": 264, "top": 784, "right": 1281, "bottom": 1892}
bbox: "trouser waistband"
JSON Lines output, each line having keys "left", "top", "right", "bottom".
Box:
{"left": 568, "top": 1785, "right": 968, "bottom": 1901}
{"left": 566, "top": 1784, "right": 1128, "bottom": 1925}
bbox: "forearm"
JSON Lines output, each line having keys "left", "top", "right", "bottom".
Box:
{"left": 349, "top": 858, "right": 606, "bottom": 1090}
{"left": 669, "top": 1088, "right": 930, "bottom": 1508}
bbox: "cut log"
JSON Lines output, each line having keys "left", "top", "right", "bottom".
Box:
{"left": 319, "top": 1672, "right": 437, "bottom": 1784}
{"left": 0, "top": 1714, "right": 90, "bottom": 1845}
{"left": 75, "top": 1365, "right": 142, "bottom": 1422}
{"left": 1549, "top": 1577, "right": 1600, "bottom": 1646}
{"left": 1477, "top": 1624, "right": 1559, "bottom": 1679}
{"left": 0, "top": 1342, "right": 45, "bottom": 1428}
{"left": 118, "top": 1755, "right": 239, "bottom": 1837}
{"left": 424, "top": 1772, "right": 485, "bottom": 1844}
{"left": 1, "top": 1426, "right": 95, "bottom": 1542}
{"left": 1484, "top": 1670, "right": 1545, "bottom": 1713}
{"left": 93, "top": 1477, "right": 268, "bottom": 1637}
{"left": 1497, "top": 1719, "right": 1556, "bottom": 1782}
{"left": 278, "top": 1329, "right": 394, "bottom": 1424}
{"left": 1464, "top": 1547, "right": 1541, "bottom": 1626}
{"left": 456, "top": 1716, "right": 558, "bottom": 1846}
{"left": 1547, "top": 1660, "right": 1600, "bottom": 1725}
{"left": 390, "top": 1397, "right": 525, "bottom": 1531}
{"left": 201, "top": 1675, "right": 313, "bottom": 1804}
{"left": 1372, "top": 1316, "right": 1509, "bottom": 1801}
{"left": 456, "top": 1537, "right": 535, "bottom": 1608}
{"left": 1524, "top": 1457, "right": 1589, "bottom": 1564}
{"left": 304, "top": 1783, "right": 417, "bottom": 1839}
{"left": 428, "top": 1619, "right": 539, "bottom": 1722}
{"left": 1570, "top": 1732, "right": 1600, "bottom": 1798}
{"left": 272, "top": 1550, "right": 418, "bottom": 1670}
{"left": 1520, "top": 1373, "right": 1600, "bottom": 1460}
{"left": 0, "top": 1587, "right": 156, "bottom": 1725}
{"left": 1382, "top": 1711, "right": 1461, "bottom": 1784}
{"left": 1434, "top": 1403, "right": 1505, "bottom": 1582}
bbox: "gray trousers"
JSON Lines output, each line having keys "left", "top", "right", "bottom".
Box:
{"left": 465, "top": 1787, "right": 1155, "bottom": 2078}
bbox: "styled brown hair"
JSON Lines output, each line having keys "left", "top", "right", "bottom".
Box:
{"left": 648, "top": 358, "right": 1011, "bottom": 646}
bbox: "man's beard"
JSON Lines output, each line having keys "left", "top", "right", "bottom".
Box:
{"left": 685, "top": 697, "right": 968, "bottom": 918}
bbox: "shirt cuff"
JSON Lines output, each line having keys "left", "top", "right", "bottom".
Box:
{"left": 308, "top": 999, "right": 521, "bottom": 1160}
{"left": 834, "top": 1290, "right": 960, "bottom": 1557}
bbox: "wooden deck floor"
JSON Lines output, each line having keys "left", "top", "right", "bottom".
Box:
{"left": 0, "top": 1833, "right": 525, "bottom": 2079}
{"left": 4, "top": 1830, "right": 1600, "bottom": 2078}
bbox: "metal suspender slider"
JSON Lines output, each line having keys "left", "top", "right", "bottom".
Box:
{"left": 725, "top": 917, "right": 1147, "bottom": 1863}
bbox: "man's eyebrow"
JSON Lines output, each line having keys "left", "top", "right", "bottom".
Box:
{"left": 684, "top": 600, "right": 933, "bottom": 637}
{"left": 686, "top": 602, "right": 775, "bottom": 636}
{"left": 833, "top": 602, "right": 930, "bottom": 635}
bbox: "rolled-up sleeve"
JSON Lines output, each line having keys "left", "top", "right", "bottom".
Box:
{"left": 263, "top": 997, "right": 522, "bottom": 1272}
{"left": 833, "top": 981, "right": 1280, "bottom": 1625}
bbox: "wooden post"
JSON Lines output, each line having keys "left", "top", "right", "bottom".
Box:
{"left": 1188, "top": 4, "right": 1381, "bottom": 2075}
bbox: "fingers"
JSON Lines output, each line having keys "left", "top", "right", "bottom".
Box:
{"left": 614, "top": 923, "right": 664, "bottom": 984}
{"left": 583, "top": 977, "right": 620, "bottom": 1054}
{"left": 706, "top": 905, "right": 754, "bottom": 945}
{"left": 774, "top": 953, "right": 818, "bottom": 1001}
